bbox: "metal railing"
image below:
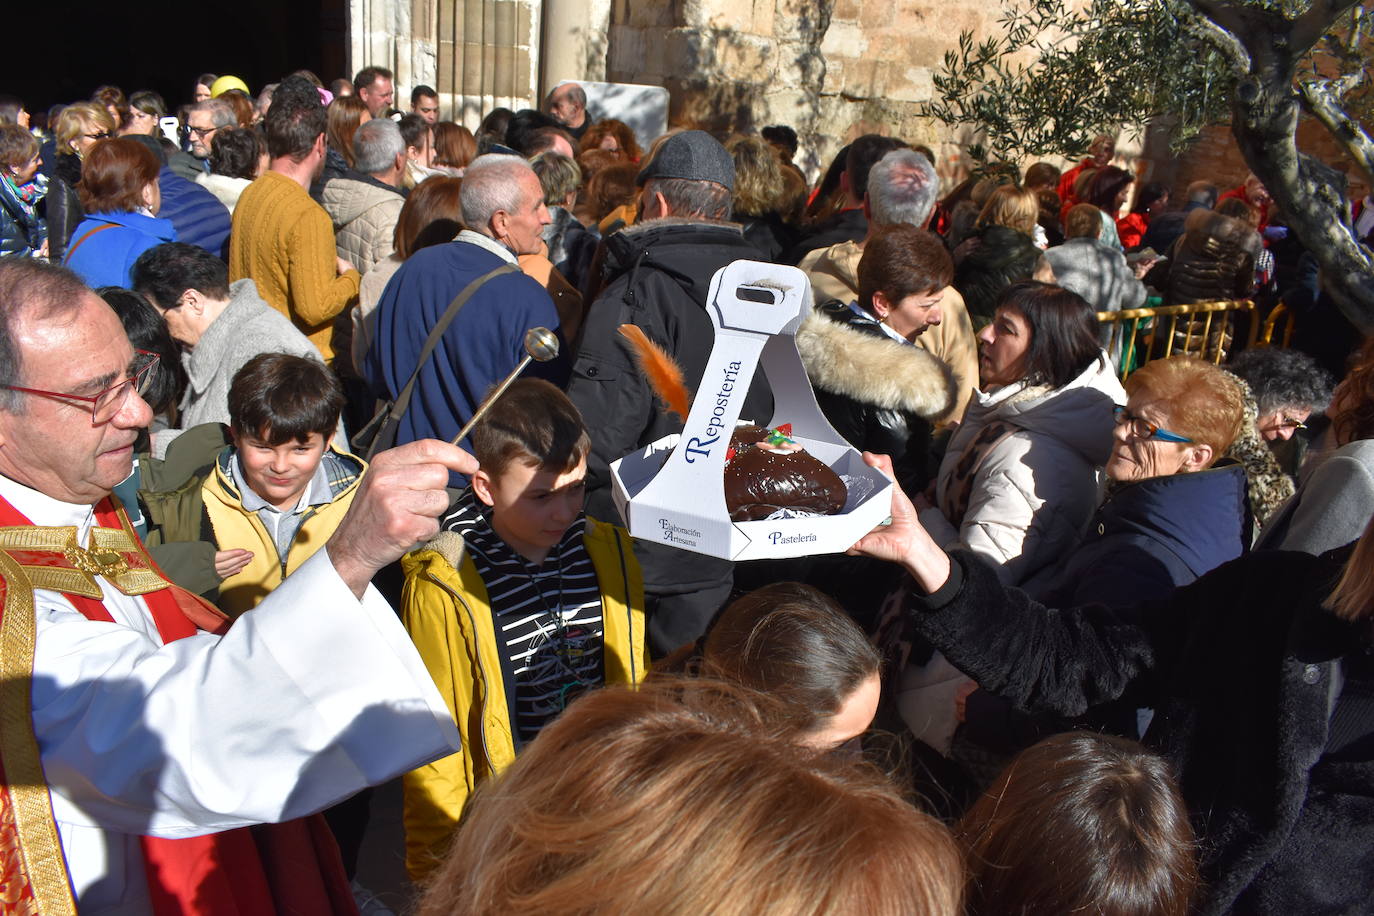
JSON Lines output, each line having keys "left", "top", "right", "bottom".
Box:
{"left": 1259, "top": 302, "right": 1296, "bottom": 347}
{"left": 1096, "top": 299, "right": 1260, "bottom": 381}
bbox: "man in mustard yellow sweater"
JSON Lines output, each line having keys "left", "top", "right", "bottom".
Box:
{"left": 230, "top": 76, "right": 360, "bottom": 363}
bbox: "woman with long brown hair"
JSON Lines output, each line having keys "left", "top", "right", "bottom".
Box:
{"left": 418, "top": 678, "right": 961, "bottom": 916}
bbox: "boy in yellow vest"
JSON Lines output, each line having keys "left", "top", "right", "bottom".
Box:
{"left": 143, "top": 353, "right": 365, "bottom": 617}
{"left": 400, "top": 378, "right": 648, "bottom": 881}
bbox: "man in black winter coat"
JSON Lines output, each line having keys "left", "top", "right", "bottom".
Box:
{"left": 851, "top": 455, "right": 1374, "bottom": 915}
{"left": 567, "top": 131, "right": 771, "bottom": 656}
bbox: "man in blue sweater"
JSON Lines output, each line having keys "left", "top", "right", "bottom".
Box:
{"left": 365, "top": 154, "right": 568, "bottom": 484}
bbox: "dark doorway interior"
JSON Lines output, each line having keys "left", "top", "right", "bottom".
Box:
{"left": 8, "top": 0, "right": 348, "bottom": 115}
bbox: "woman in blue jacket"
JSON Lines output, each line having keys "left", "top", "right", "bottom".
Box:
{"left": 64, "top": 137, "right": 175, "bottom": 287}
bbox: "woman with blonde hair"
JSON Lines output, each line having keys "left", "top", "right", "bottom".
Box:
{"left": 726, "top": 134, "right": 796, "bottom": 261}
{"left": 418, "top": 678, "right": 961, "bottom": 916}
{"left": 953, "top": 184, "right": 1050, "bottom": 324}
{"left": 47, "top": 102, "right": 116, "bottom": 260}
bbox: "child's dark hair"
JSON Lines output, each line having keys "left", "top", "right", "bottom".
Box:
{"left": 471, "top": 378, "right": 590, "bottom": 478}
{"left": 97, "top": 286, "right": 187, "bottom": 418}
{"left": 956, "top": 731, "right": 1198, "bottom": 916}
{"left": 227, "top": 353, "right": 343, "bottom": 444}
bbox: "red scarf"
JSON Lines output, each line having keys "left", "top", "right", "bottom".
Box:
{"left": 0, "top": 494, "right": 358, "bottom": 916}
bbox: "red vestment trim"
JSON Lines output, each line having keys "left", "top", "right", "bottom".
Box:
{"left": 0, "top": 493, "right": 358, "bottom": 916}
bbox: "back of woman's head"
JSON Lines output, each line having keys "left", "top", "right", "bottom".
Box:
{"left": 1065, "top": 203, "right": 1103, "bottom": 240}
{"left": 432, "top": 121, "right": 476, "bottom": 169}
{"left": 726, "top": 134, "right": 784, "bottom": 218}
{"left": 326, "top": 95, "right": 370, "bottom": 167}
{"left": 78, "top": 138, "right": 159, "bottom": 213}
{"left": 209, "top": 126, "right": 263, "bottom": 180}
{"left": 586, "top": 161, "right": 640, "bottom": 221}
{"left": 1086, "top": 165, "right": 1133, "bottom": 212}
{"left": 699, "top": 582, "right": 881, "bottom": 737}
{"left": 957, "top": 732, "right": 1197, "bottom": 916}
{"left": 976, "top": 184, "right": 1039, "bottom": 235}
{"left": 419, "top": 678, "right": 961, "bottom": 916}
{"left": 1332, "top": 335, "right": 1374, "bottom": 444}
{"left": 393, "top": 175, "right": 464, "bottom": 259}
{"left": 998, "top": 280, "right": 1102, "bottom": 389}
{"left": 1216, "top": 195, "right": 1259, "bottom": 227}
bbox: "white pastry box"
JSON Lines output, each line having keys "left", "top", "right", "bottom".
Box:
{"left": 609, "top": 260, "right": 894, "bottom": 561}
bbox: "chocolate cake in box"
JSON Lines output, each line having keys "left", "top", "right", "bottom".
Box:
{"left": 609, "top": 260, "right": 893, "bottom": 561}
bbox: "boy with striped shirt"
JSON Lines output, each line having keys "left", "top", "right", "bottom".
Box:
{"left": 398, "top": 379, "right": 648, "bottom": 881}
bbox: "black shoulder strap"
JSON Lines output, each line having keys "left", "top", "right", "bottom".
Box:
{"left": 384, "top": 263, "right": 519, "bottom": 430}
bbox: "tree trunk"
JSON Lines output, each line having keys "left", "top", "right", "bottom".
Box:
{"left": 1215, "top": 4, "right": 1374, "bottom": 334}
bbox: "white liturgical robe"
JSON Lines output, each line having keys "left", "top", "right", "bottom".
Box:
{"left": 1, "top": 475, "right": 461, "bottom": 914}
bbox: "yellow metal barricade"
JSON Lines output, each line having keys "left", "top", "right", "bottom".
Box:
{"left": 1260, "top": 302, "right": 1296, "bottom": 347}
{"left": 1096, "top": 299, "right": 1259, "bottom": 381}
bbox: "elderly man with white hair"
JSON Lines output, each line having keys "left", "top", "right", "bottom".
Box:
{"left": 322, "top": 117, "right": 408, "bottom": 275}
{"left": 800, "top": 148, "right": 979, "bottom": 422}
{"left": 365, "top": 154, "right": 567, "bottom": 481}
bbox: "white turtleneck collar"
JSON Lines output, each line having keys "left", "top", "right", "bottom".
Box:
{"left": 0, "top": 474, "right": 99, "bottom": 544}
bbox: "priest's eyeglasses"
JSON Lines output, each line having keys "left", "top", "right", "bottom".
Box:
{"left": 1113, "top": 406, "right": 1193, "bottom": 443}
{"left": 1, "top": 350, "right": 160, "bottom": 424}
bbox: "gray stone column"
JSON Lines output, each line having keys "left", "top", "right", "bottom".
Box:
{"left": 349, "top": 0, "right": 541, "bottom": 129}
{"left": 540, "top": 0, "right": 612, "bottom": 98}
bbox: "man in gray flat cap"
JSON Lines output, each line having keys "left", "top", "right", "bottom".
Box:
{"left": 566, "top": 130, "right": 772, "bottom": 656}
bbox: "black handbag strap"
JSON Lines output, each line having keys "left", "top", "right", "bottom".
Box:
{"left": 383, "top": 262, "right": 519, "bottom": 430}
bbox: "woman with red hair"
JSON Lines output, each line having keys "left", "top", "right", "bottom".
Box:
{"left": 63, "top": 137, "right": 175, "bottom": 287}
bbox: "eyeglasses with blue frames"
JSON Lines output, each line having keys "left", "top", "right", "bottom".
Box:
{"left": 0, "top": 350, "right": 160, "bottom": 424}
{"left": 1113, "top": 406, "right": 1193, "bottom": 443}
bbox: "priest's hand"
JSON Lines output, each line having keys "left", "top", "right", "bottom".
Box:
{"left": 847, "top": 452, "right": 951, "bottom": 594}
{"left": 328, "top": 440, "right": 479, "bottom": 599}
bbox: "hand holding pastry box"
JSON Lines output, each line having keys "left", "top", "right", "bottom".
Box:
{"left": 610, "top": 260, "right": 893, "bottom": 560}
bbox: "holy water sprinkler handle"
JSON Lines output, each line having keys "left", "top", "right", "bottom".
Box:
{"left": 449, "top": 327, "right": 561, "bottom": 446}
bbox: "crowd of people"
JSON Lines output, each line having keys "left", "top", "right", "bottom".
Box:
{"left": 0, "top": 65, "right": 1372, "bottom": 916}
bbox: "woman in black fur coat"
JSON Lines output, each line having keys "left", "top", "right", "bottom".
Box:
{"left": 851, "top": 453, "right": 1374, "bottom": 915}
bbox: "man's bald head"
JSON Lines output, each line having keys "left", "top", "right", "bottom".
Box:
{"left": 545, "top": 83, "right": 587, "bottom": 130}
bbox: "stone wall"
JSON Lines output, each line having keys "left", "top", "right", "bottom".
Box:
{"left": 351, "top": 0, "right": 541, "bottom": 128}
{"left": 348, "top": 0, "right": 1361, "bottom": 201}
{"left": 601, "top": 0, "right": 1036, "bottom": 184}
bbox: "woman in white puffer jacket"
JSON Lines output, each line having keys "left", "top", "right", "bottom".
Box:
{"left": 921, "top": 280, "right": 1125, "bottom": 592}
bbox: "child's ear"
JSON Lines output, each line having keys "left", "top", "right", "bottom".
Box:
{"left": 471, "top": 469, "right": 497, "bottom": 507}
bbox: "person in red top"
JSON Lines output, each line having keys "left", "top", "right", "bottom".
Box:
{"left": 1218, "top": 173, "right": 1272, "bottom": 231}
{"left": 1117, "top": 182, "right": 1170, "bottom": 250}
{"left": 1056, "top": 134, "right": 1116, "bottom": 205}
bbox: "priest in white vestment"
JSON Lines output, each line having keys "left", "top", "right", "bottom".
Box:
{"left": 0, "top": 259, "right": 467, "bottom": 913}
